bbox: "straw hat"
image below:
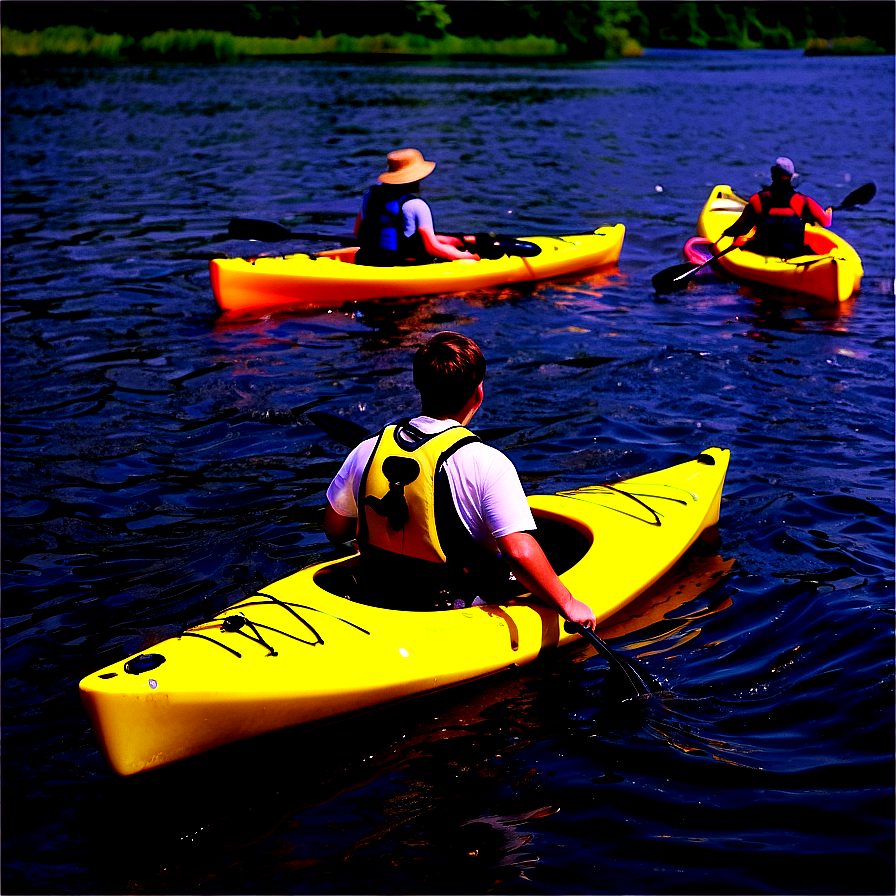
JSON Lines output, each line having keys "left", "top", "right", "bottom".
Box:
{"left": 378, "top": 148, "right": 436, "bottom": 184}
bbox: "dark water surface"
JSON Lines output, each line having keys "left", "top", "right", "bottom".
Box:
{"left": 2, "top": 50, "right": 894, "bottom": 895}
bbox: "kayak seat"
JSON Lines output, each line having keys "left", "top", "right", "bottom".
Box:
{"left": 312, "top": 517, "right": 590, "bottom": 609}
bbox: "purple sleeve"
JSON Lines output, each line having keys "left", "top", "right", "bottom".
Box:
{"left": 402, "top": 197, "right": 434, "bottom": 237}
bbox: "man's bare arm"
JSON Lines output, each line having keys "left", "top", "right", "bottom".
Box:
{"left": 496, "top": 531, "right": 597, "bottom": 629}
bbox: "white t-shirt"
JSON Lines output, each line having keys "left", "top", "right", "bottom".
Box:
{"left": 360, "top": 186, "right": 434, "bottom": 237}
{"left": 326, "top": 416, "right": 536, "bottom": 555}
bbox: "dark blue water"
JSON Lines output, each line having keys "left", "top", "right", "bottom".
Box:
{"left": 2, "top": 49, "right": 893, "bottom": 894}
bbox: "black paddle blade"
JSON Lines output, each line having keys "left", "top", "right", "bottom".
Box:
{"left": 307, "top": 411, "right": 372, "bottom": 449}
{"left": 652, "top": 262, "right": 701, "bottom": 294}
{"left": 833, "top": 181, "right": 876, "bottom": 211}
{"left": 228, "top": 218, "right": 294, "bottom": 241}
{"left": 565, "top": 621, "right": 659, "bottom": 697}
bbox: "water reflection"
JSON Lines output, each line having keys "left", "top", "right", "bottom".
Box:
{"left": 2, "top": 49, "right": 893, "bottom": 896}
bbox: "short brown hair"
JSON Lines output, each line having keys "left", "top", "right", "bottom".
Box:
{"left": 413, "top": 332, "right": 486, "bottom": 417}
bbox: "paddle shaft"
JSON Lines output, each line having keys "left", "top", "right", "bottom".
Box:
{"left": 564, "top": 621, "right": 657, "bottom": 697}
{"left": 677, "top": 241, "right": 739, "bottom": 282}
{"left": 652, "top": 242, "right": 740, "bottom": 293}
{"left": 226, "top": 218, "right": 541, "bottom": 258}
{"left": 228, "top": 216, "right": 588, "bottom": 243}
{"left": 228, "top": 219, "right": 357, "bottom": 244}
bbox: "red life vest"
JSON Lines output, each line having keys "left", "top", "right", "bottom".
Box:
{"left": 748, "top": 188, "right": 810, "bottom": 257}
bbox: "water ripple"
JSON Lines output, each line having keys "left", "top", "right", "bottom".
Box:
{"left": 2, "top": 50, "right": 893, "bottom": 896}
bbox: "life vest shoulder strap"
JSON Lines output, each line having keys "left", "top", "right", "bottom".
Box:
{"left": 754, "top": 189, "right": 804, "bottom": 216}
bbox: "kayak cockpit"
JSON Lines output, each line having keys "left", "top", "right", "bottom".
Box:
{"left": 312, "top": 515, "right": 591, "bottom": 609}
{"left": 804, "top": 230, "right": 839, "bottom": 255}
{"left": 312, "top": 246, "right": 470, "bottom": 269}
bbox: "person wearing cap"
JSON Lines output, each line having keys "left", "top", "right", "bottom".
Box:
{"left": 353, "top": 148, "right": 479, "bottom": 266}
{"left": 324, "top": 330, "right": 598, "bottom": 629}
{"left": 716, "top": 157, "right": 834, "bottom": 258}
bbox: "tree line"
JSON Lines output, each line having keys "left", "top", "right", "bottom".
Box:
{"left": 3, "top": 1, "right": 893, "bottom": 58}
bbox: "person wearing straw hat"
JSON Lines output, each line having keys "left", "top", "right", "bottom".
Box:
{"left": 353, "top": 148, "right": 480, "bottom": 266}
{"left": 715, "top": 156, "right": 833, "bottom": 258}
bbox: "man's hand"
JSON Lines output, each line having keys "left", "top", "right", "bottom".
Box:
{"left": 563, "top": 597, "right": 598, "bottom": 631}
{"left": 419, "top": 227, "right": 480, "bottom": 261}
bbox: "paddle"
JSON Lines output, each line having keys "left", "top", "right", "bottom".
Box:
{"left": 226, "top": 218, "right": 541, "bottom": 259}
{"left": 564, "top": 621, "right": 658, "bottom": 697}
{"left": 308, "top": 409, "right": 660, "bottom": 699}
{"left": 652, "top": 181, "right": 876, "bottom": 295}
{"left": 307, "top": 410, "right": 369, "bottom": 449}
{"left": 831, "top": 181, "right": 876, "bottom": 211}
{"left": 652, "top": 242, "right": 741, "bottom": 295}
{"left": 227, "top": 217, "right": 354, "bottom": 244}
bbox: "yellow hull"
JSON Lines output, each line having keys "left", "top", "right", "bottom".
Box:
{"left": 209, "top": 225, "right": 625, "bottom": 314}
{"left": 80, "top": 446, "right": 729, "bottom": 776}
{"left": 696, "top": 185, "right": 863, "bottom": 302}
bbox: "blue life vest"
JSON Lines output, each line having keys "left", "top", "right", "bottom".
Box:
{"left": 356, "top": 186, "right": 430, "bottom": 265}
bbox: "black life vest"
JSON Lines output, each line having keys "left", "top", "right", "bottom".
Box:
{"left": 356, "top": 186, "right": 430, "bottom": 266}
{"left": 749, "top": 187, "right": 809, "bottom": 257}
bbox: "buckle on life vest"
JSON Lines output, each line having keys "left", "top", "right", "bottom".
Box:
{"left": 364, "top": 456, "right": 420, "bottom": 530}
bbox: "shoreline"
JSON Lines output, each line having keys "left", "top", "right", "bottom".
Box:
{"left": 2, "top": 25, "right": 889, "bottom": 65}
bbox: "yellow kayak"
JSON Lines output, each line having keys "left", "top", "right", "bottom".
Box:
{"left": 80, "top": 447, "right": 729, "bottom": 776}
{"left": 210, "top": 225, "right": 625, "bottom": 314}
{"left": 696, "top": 185, "right": 863, "bottom": 302}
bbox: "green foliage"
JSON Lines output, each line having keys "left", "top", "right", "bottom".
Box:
{"left": 449, "top": 2, "right": 644, "bottom": 58}
{"left": 710, "top": 3, "right": 761, "bottom": 49}
{"left": 742, "top": 8, "right": 795, "bottom": 51}
{"left": 0, "top": 24, "right": 565, "bottom": 61}
{"left": 804, "top": 35, "right": 887, "bottom": 56}
{"left": 1, "top": 2, "right": 891, "bottom": 62}
{"left": 652, "top": 2, "right": 712, "bottom": 49}
{"left": 231, "top": 30, "right": 564, "bottom": 57}
{"left": 640, "top": 0, "right": 893, "bottom": 52}
{"left": 411, "top": 2, "right": 453, "bottom": 38}
{"left": 1, "top": 24, "right": 133, "bottom": 60}
{"left": 136, "top": 29, "right": 239, "bottom": 62}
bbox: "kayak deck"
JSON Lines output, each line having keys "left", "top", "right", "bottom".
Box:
{"left": 80, "top": 446, "right": 729, "bottom": 776}
{"left": 695, "top": 185, "right": 863, "bottom": 302}
{"left": 210, "top": 225, "right": 625, "bottom": 314}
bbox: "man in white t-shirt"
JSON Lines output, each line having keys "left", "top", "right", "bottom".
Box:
{"left": 324, "top": 332, "right": 597, "bottom": 629}
{"left": 353, "top": 148, "right": 480, "bottom": 266}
